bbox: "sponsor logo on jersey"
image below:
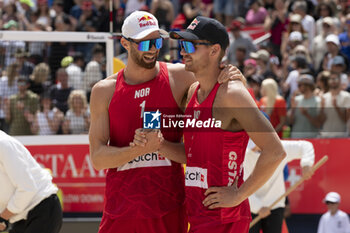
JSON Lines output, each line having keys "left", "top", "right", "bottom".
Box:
{"left": 228, "top": 151, "right": 238, "bottom": 186}
{"left": 117, "top": 152, "right": 171, "bottom": 171}
{"left": 185, "top": 166, "right": 208, "bottom": 189}
{"left": 143, "top": 110, "right": 161, "bottom": 129}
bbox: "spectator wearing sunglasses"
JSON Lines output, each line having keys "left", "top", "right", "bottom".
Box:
{"left": 317, "top": 192, "right": 350, "bottom": 233}
{"left": 88, "top": 11, "right": 239, "bottom": 233}
{"left": 167, "top": 16, "right": 285, "bottom": 233}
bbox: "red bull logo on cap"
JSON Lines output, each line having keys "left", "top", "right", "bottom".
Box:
{"left": 187, "top": 18, "right": 200, "bottom": 30}
{"left": 138, "top": 15, "right": 156, "bottom": 28}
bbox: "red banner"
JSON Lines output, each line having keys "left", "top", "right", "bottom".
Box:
{"left": 16, "top": 136, "right": 350, "bottom": 214}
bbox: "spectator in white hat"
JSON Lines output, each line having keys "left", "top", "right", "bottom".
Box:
{"left": 320, "top": 34, "right": 349, "bottom": 73}
{"left": 317, "top": 192, "right": 350, "bottom": 233}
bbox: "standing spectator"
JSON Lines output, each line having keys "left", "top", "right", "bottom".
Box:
{"left": 339, "top": 14, "right": 350, "bottom": 63}
{"left": 263, "top": 0, "right": 289, "bottom": 59}
{"left": 319, "top": 72, "right": 350, "bottom": 138}
{"left": 213, "top": 0, "right": 234, "bottom": 26}
{"left": 62, "top": 90, "right": 89, "bottom": 134}
{"left": 34, "top": 0, "right": 51, "bottom": 29}
{"left": 150, "top": 0, "right": 174, "bottom": 31}
{"left": 245, "top": 139, "right": 314, "bottom": 233}
{"left": 83, "top": 44, "right": 104, "bottom": 100}
{"left": 0, "top": 63, "right": 19, "bottom": 132}
{"left": 182, "top": 0, "right": 203, "bottom": 28}
{"left": 227, "top": 19, "right": 256, "bottom": 65}
{"left": 289, "top": 74, "right": 321, "bottom": 138}
{"left": 66, "top": 52, "right": 84, "bottom": 90}
{"left": 317, "top": 192, "right": 350, "bottom": 233}
{"left": 315, "top": 2, "right": 340, "bottom": 35}
{"left": 329, "top": 56, "right": 349, "bottom": 90}
{"left": 315, "top": 71, "right": 330, "bottom": 97}
{"left": 292, "top": 1, "right": 315, "bottom": 51}
{"left": 50, "top": 68, "right": 73, "bottom": 114}
{"left": 312, "top": 17, "right": 335, "bottom": 71}
{"left": 259, "top": 78, "right": 287, "bottom": 137}
{"left": 245, "top": 0, "right": 267, "bottom": 25}
{"left": 29, "top": 93, "right": 64, "bottom": 135}
{"left": 0, "top": 130, "right": 62, "bottom": 233}
{"left": 5, "top": 76, "right": 39, "bottom": 135}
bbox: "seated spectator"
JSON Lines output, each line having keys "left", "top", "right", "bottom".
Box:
{"left": 28, "top": 93, "right": 64, "bottom": 135}
{"left": 50, "top": 68, "right": 73, "bottom": 114}
{"left": 84, "top": 44, "right": 104, "bottom": 100}
{"left": 5, "top": 75, "right": 40, "bottom": 135}
{"left": 182, "top": 0, "right": 204, "bottom": 28}
{"left": 250, "top": 49, "right": 277, "bottom": 81}
{"left": 0, "top": 63, "right": 19, "bottom": 132}
{"left": 233, "top": 46, "right": 247, "bottom": 72}
{"left": 15, "top": 49, "right": 35, "bottom": 77}
{"left": 227, "top": 19, "right": 256, "bottom": 65}
{"left": 62, "top": 90, "right": 90, "bottom": 134}
{"left": 320, "top": 34, "right": 349, "bottom": 73}
{"left": 66, "top": 52, "right": 84, "bottom": 90}
{"left": 319, "top": 72, "right": 350, "bottom": 138}
{"left": 33, "top": 0, "right": 51, "bottom": 29}
{"left": 1, "top": 2, "right": 18, "bottom": 25}
{"left": 245, "top": 0, "right": 267, "bottom": 25}
{"left": 259, "top": 78, "right": 287, "bottom": 138}
{"left": 289, "top": 74, "right": 321, "bottom": 138}
{"left": 29, "top": 62, "right": 51, "bottom": 96}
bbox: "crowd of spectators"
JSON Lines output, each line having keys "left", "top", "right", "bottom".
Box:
{"left": 0, "top": 0, "right": 349, "bottom": 138}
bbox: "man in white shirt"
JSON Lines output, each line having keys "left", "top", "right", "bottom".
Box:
{"left": 293, "top": 1, "right": 315, "bottom": 51}
{"left": 0, "top": 130, "right": 62, "bottom": 233}
{"left": 320, "top": 72, "right": 350, "bottom": 137}
{"left": 317, "top": 192, "right": 350, "bottom": 233}
{"left": 244, "top": 139, "right": 315, "bottom": 233}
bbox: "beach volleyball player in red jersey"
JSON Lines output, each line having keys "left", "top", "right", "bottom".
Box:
{"left": 88, "top": 11, "right": 243, "bottom": 233}
{"left": 133, "top": 16, "right": 286, "bottom": 233}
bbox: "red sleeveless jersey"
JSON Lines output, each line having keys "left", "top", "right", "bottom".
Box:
{"left": 184, "top": 82, "right": 251, "bottom": 229}
{"left": 106, "top": 62, "right": 185, "bottom": 220}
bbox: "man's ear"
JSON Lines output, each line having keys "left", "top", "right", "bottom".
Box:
{"left": 120, "top": 37, "right": 129, "bottom": 50}
{"left": 211, "top": 44, "right": 221, "bottom": 57}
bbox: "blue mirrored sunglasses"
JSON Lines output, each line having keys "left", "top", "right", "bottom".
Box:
{"left": 179, "top": 41, "right": 213, "bottom": 54}
{"left": 125, "top": 37, "right": 163, "bottom": 51}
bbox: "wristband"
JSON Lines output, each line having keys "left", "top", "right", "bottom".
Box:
{"left": 0, "top": 216, "right": 9, "bottom": 232}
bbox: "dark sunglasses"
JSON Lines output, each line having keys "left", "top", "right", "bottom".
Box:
{"left": 124, "top": 37, "right": 163, "bottom": 51}
{"left": 179, "top": 41, "right": 213, "bottom": 54}
{"left": 326, "top": 201, "right": 337, "bottom": 205}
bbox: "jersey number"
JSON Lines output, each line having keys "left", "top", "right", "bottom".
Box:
{"left": 140, "top": 100, "right": 146, "bottom": 118}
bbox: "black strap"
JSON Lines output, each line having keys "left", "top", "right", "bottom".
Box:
{"left": 0, "top": 216, "right": 9, "bottom": 232}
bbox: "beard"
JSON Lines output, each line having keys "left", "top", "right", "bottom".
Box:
{"left": 129, "top": 45, "right": 158, "bottom": 69}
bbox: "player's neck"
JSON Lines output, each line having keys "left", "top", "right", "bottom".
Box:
{"left": 123, "top": 62, "right": 159, "bottom": 85}
{"left": 195, "top": 67, "right": 221, "bottom": 93}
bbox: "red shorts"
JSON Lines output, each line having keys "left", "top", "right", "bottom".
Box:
{"left": 188, "top": 220, "right": 250, "bottom": 233}
{"left": 98, "top": 205, "right": 187, "bottom": 233}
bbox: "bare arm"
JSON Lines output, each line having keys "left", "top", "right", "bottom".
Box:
{"left": 89, "top": 79, "right": 158, "bottom": 170}
{"left": 204, "top": 82, "right": 286, "bottom": 209}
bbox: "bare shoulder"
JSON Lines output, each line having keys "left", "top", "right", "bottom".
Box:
{"left": 216, "top": 80, "right": 255, "bottom": 108}
{"left": 90, "top": 76, "right": 117, "bottom": 106}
